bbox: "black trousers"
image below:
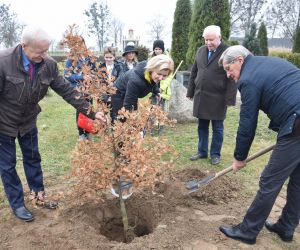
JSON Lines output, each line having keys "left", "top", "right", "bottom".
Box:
{"left": 111, "top": 91, "right": 124, "bottom": 123}
{"left": 240, "top": 133, "right": 300, "bottom": 237}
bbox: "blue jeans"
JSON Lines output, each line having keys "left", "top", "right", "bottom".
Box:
{"left": 197, "top": 119, "right": 224, "bottom": 158}
{"left": 0, "top": 128, "right": 44, "bottom": 210}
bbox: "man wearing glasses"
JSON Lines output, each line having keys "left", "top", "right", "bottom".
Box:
{"left": 0, "top": 26, "right": 106, "bottom": 222}
{"left": 218, "top": 45, "right": 300, "bottom": 244}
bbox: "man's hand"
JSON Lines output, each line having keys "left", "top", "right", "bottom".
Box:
{"left": 232, "top": 159, "right": 246, "bottom": 171}
{"left": 95, "top": 112, "right": 106, "bottom": 123}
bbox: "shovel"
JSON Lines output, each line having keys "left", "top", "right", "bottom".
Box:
{"left": 186, "top": 144, "right": 275, "bottom": 193}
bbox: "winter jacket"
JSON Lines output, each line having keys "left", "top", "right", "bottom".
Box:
{"left": 98, "top": 60, "right": 124, "bottom": 84}
{"left": 113, "top": 60, "right": 160, "bottom": 110}
{"left": 234, "top": 55, "right": 300, "bottom": 161}
{"left": 160, "top": 75, "right": 172, "bottom": 101}
{"left": 122, "top": 60, "right": 138, "bottom": 72}
{"left": 187, "top": 42, "right": 237, "bottom": 120}
{"left": 0, "top": 45, "right": 95, "bottom": 137}
{"left": 64, "top": 57, "right": 96, "bottom": 87}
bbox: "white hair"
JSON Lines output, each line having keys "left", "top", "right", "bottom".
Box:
{"left": 218, "top": 45, "right": 252, "bottom": 66}
{"left": 21, "top": 26, "right": 52, "bottom": 45}
{"left": 202, "top": 25, "right": 221, "bottom": 37}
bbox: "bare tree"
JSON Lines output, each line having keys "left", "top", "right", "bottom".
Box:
{"left": 110, "top": 17, "right": 124, "bottom": 48}
{"left": 266, "top": 0, "right": 300, "bottom": 41}
{"left": 146, "top": 15, "right": 167, "bottom": 41}
{"left": 229, "top": 0, "right": 267, "bottom": 37}
{"left": 84, "top": 1, "right": 110, "bottom": 51}
{"left": 0, "top": 4, "right": 24, "bottom": 48}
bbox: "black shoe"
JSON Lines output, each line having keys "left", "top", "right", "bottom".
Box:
{"left": 13, "top": 206, "right": 34, "bottom": 222}
{"left": 211, "top": 156, "right": 220, "bottom": 165}
{"left": 190, "top": 154, "right": 207, "bottom": 161}
{"left": 219, "top": 224, "right": 256, "bottom": 245}
{"left": 265, "top": 221, "right": 293, "bottom": 242}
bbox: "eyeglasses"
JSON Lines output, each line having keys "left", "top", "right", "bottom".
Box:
{"left": 223, "top": 59, "right": 237, "bottom": 72}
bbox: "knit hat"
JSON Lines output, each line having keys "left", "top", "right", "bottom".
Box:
{"left": 122, "top": 45, "right": 138, "bottom": 57}
{"left": 153, "top": 40, "right": 165, "bottom": 52}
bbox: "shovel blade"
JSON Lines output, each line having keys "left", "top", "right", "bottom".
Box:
{"left": 185, "top": 174, "right": 215, "bottom": 191}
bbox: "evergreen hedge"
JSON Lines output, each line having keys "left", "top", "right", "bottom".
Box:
{"left": 257, "top": 22, "right": 268, "bottom": 56}
{"left": 270, "top": 51, "right": 300, "bottom": 68}
{"left": 186, "top": 0, "right": 230, "bottom": 67}
{"left": 171, "top": 0, "right": 192, "bottom": 70}
{"left": 292, "top": 26, "right": 300, "bottom": 53}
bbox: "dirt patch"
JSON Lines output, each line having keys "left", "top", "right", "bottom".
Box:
{"left": 0, "top": 167, "right": 299, "bottom": 249}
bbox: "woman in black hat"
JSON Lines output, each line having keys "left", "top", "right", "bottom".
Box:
{"left": 150, "top": 39, "right": 165, "bottom": 58}
{"left": 122, "top": 43, "right": 138, "bottom": 72}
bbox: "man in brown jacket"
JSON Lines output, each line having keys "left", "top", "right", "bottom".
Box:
{"left": 0, "top": 26, "right": 106, "bottom": 222}
{"left": 187, "top": 25, "right": 236, "bottom": 165}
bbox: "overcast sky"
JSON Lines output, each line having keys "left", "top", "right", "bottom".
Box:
{"left": 1, "top": 0, "right": 178, "bottom": 50}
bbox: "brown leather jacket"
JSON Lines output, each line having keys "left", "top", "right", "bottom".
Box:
{"left": 0, "top": 45, "right": 95, "bottom": 137}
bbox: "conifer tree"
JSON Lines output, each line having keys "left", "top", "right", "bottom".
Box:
{"left": 292, "top": 26, "right": 300, "bottom": 53}
{"left": 257, "top": 22, "right": 268, "bottom": 56}
{"left": 243, "top": 23, "right": 261, "bottom": 55}
{"left": 171, "top": 0, "right": 192, "bottom": 70}
{"left": 186, "top": 0, "right": 230, "bottom": 66}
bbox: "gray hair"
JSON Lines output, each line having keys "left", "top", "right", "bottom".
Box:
{"left": 202, "top": 25, "right": 221, "bottom": 37}
{"left": 145, "top": 54, "right": 174, "bottom": 73}
{"left": 21, "top": 26, "right": 52, "bottom": 45}
{"left": 218, "top": 45, "right": 251, "bottom": 66}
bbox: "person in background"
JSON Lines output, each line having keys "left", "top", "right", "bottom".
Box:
{"left": 0, "top": 26, "right": 106, "bottom": 222}
{"left": 149, "top": 39, "right": 173, "bottom": 136}
{"left": 64, "top": 36, "right": 96, "bottom": 141}
{"left": 111, "top": 54, "right": 174, "bottom": 123}
{"left": 150, "top": 39, "right": 165, "bottom": 58}
{"left": 218, "top": 45, "right": 300, "bottom": 245}
{"left": 122, "top": 42, "right": 138, "bottom": 72}
{"left": 187, "top": 25, "right": 236, "bottom": 165}
{"left": 98, "top": 46, "right": 124, "bottom": 108}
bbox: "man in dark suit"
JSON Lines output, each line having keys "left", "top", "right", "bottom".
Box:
{"left": 187, "top": 25, "right": 236, "bottom": 165}
{"left": 218, "top": 45, "right": 300, "bottom": 245}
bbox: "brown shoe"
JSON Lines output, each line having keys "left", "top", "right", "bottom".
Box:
{"left": 30, "top": 191, "right": 58, "bottom": 209}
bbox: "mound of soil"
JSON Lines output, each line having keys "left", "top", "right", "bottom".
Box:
{"left": 0, "top": 167, "right": 298, "bottom": 249}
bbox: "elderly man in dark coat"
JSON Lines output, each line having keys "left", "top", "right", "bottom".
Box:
{"left": 0, "top": 26, "right": 106, "bottom": 222}
{"left": 187, "top": 25, "right": 237, "bottom": 165}
{"left": 218, "top": 45, "right": 300, "bottom": 245}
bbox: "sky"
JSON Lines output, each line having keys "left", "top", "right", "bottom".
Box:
{"left": 1, "top": 0, "right": 178, "bottom": 50}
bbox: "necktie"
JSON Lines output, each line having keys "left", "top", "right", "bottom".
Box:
{"left": 208, "top": 50, "right": 213, "bottom": 61}
{"left": 29, "top": 63, "right": 33, "bottom": 80}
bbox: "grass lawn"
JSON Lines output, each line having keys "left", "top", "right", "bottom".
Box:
{"left": 0, "top": 91, "right": 277, "bottom": 207}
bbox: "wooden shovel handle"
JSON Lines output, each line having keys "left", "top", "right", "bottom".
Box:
{"left": 214, "top": 144, "right": 275, "bottom": 179}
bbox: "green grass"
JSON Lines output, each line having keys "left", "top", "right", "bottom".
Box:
{"left": 0, "top": 92, "right": 277, "bottom": 208}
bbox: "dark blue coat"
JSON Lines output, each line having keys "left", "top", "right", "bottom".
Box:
{"left": 235, "top": 55, "right": 300, "bottom": 160}
{"left": 113, "top": 60, "right": 160, "bottom": 110}
{"left": 64, "top": 57, "right": 96, "bottom": 87}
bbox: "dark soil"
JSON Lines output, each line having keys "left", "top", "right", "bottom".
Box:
{"left": 0, "top": 167, "right": 299, "bottom": 250}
